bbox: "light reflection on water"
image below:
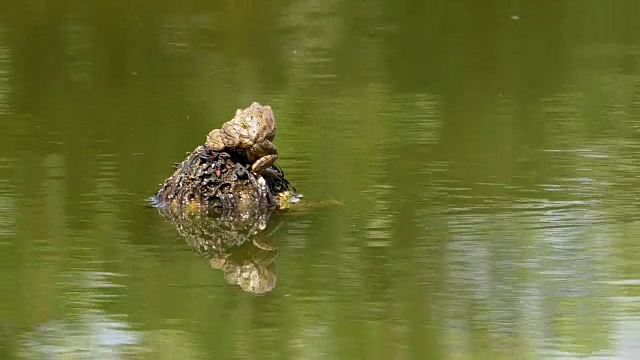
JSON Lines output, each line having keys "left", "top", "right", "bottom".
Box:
{"left": 0, "top": 158, "right": 16, "bottom": 240}
{"left": 17, "top": 271, "right": 139, "bottom": 360}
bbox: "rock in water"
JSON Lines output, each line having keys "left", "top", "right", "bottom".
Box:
{"left": 151, "top": 145, "right": 296, "bottom": 213}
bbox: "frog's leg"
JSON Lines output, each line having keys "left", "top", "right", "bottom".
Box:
{"left": 250, "top": 141, "right": 279, "bottom": 174}
{"left": 252, "top": 155, "right": 278, "bottom": 174}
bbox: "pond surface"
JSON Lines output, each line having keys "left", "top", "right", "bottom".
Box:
{"left": 1, "top": 1, "right": 640, "bottom": 359}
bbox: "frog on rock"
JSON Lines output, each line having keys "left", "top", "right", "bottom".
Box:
{"left": 206, "top": 102, "right": 279, "bottom": 175}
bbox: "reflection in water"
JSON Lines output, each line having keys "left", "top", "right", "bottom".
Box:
{"left": 434, "top": 129, "right": 636, "bottom": 357}
{"left": 17, "top": 313, "right": 139, "bottom": 359}
{"left": 443, "top": 206, "right": 615, "bottom": 356}
{"left": 0, "top": 158, "right": 16, "bottom": 240}
{"left": 156, "top": 206, "right": 282, "bottom": 294}
{"left": 64, "top": 21, "right": 93, "bottom": 84}
{"left": 0, "top": 23, "right": 11, "bottom": 114}
{"left": 15, "top": 271, "right": 140, "bottom": 359}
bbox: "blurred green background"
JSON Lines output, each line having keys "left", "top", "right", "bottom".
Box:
{"left": 1, "top": 1, "right": 640, "bottom": 359}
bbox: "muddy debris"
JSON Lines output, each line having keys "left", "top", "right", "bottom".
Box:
{"left": 151, "top": 144, "right": 298, "bottom": 213}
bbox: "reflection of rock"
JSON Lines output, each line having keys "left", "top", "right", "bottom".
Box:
{"left": 151, "top": 103, "right": 300, "bottom": 293}
{"left": 156, "top": 205, "right": 282, "bottom": 294}
{"left": 216, "top": 244, "right": 278, "bottom": 294}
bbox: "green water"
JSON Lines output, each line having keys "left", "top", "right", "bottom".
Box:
{"left": 1, "top": 1, "right": 640, "bottom": 359}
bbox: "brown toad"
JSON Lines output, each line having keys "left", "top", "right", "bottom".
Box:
{"left": 206, "top": 102, "right": 278, "bottom": 175}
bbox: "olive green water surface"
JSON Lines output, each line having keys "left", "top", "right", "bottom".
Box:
{"left": 1, "top": 1, "right": 640, "bottom": 359}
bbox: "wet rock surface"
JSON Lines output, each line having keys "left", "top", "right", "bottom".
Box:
{"left": 151, "top": 144, "right": 296, "bottom": 213}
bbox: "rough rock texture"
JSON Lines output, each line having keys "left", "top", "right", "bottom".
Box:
{"left": 151, "top": 144, "right": 295, "bottom": 213}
